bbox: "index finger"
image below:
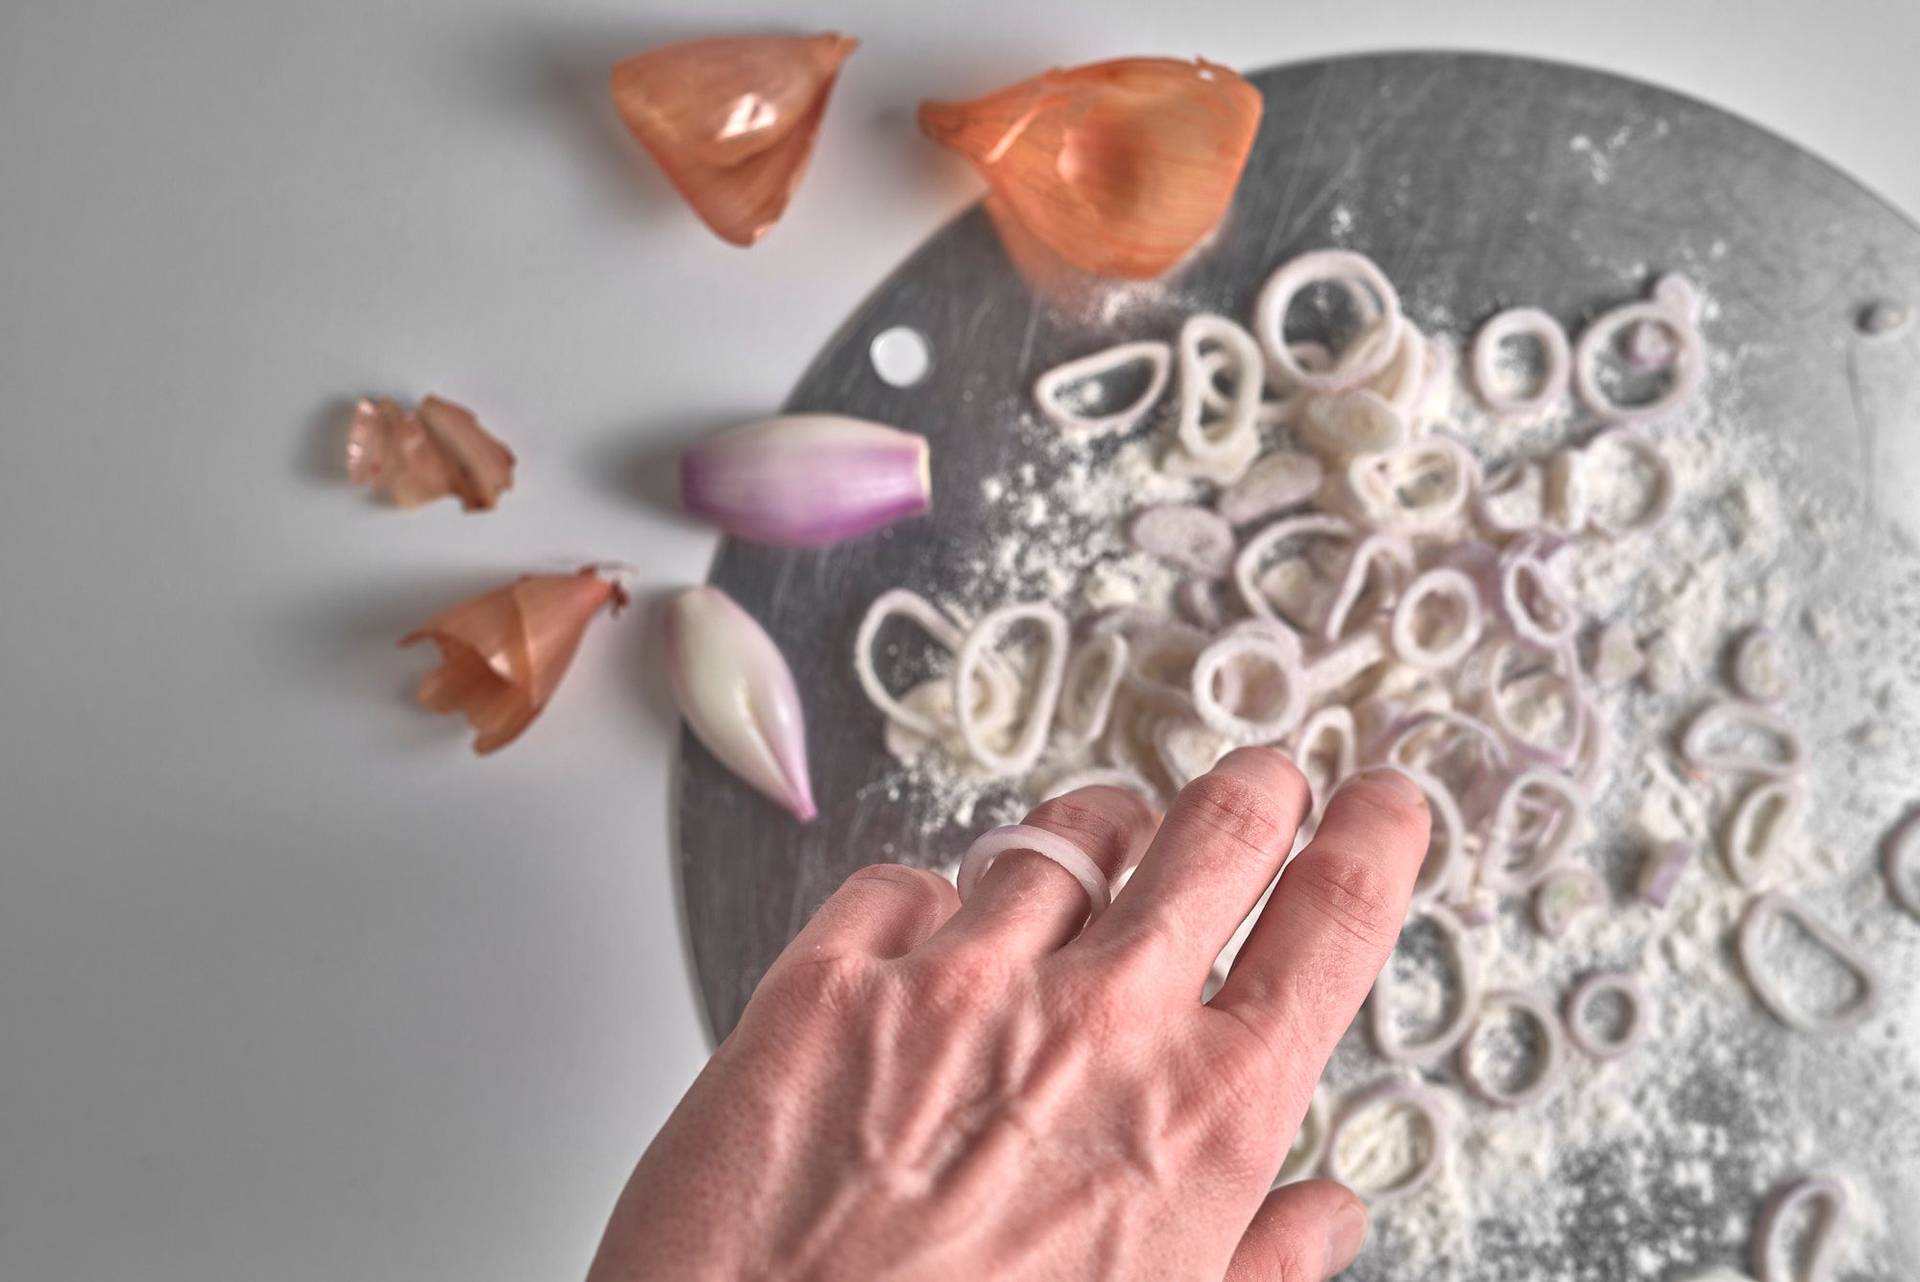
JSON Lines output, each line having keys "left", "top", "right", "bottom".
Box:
{"left": 1210, "top": 768, "right": 1430, "bottom": 1062}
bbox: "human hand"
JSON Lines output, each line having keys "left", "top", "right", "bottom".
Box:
{"left": 589, "top": 748, "right": 1431, "bottom": 1281}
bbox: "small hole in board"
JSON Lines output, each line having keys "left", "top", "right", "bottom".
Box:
{"left": 870, "top": 326, "right": 932, "bottom": 388}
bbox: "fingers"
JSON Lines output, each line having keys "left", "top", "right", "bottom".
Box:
{"left": 1212, "top": 769, "right": 1430, "bottom": 1062}
{"left": 1084, "top": 747, "right": 1310, "bottom": 983}
{"left": 1225, "top": 1180, "right": 1368, "bottom": 1282}
{"left": 781, "top": 862, "right": 960, "bottom": 962}
{"left": 926, "top": 785, "right": 1158, "bottom": 955}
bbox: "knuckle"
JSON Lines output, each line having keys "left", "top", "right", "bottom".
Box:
{"left": 762, "top": 951, "right": 872, "bottom": 1021}
{"left": 902, "top": 948, "right": 1006, "bottom": 1018}
{"left": 1181, "top": 770, "right": 1301, "bottom": 858}
{"left": 1284, "top": 850, "right": 1404, "bottom": 954}
{"left": 843, "top": 862, "right": 953, "bottom": 905}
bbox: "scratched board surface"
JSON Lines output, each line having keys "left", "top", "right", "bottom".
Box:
{"left": 677, "top": 53, "right": 1920, "bottom": 1278}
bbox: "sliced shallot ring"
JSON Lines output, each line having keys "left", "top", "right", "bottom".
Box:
{"left": 954, "top": 602, "right": 1070, "bottom": 776}
{"left": 957, "top": 824, "right": 1110, "bottom": 922}
{"left": 1368, "top": 905, "right": 1480, "bottom": 1065}
{"left": 1471, "top": 306, "right": 1572, "bottom": 416}
{"left": 1034, "top": 340, "right": 1172, "bottom": 438}
{"left": 1055, "top": 633, "right": 1129, "bottom": 747}
{"left": 1483, "top": 768, "right": 1586, "bottom": 892}
{"left": 1402, "top": 772, "right": 1468, "bottom": 906}
{"left": 1751, "top": 1175, "right": 1849, "bottom": 1282}
{"left": 1324, "top": 532, "right": 1414, "bottom": 642}
{"left": 1473, "top": 459, "right": 1550, "bottom": 537}
{"left": 1255, "top": 250, "right": 1405, "bottom": 392}
{"left": 1390, "top": 568, "right": 1483, "bottom": 670}
{"left": 1722, "top": 776, "right": 1805, "bottom": 889}
{"left": 1484, "top": 641, "right": 1586, "bottom": 770}
{"left": 1325, "top": 1080, "right": 1448, "bottom": 1205}
{"left": 854, "top": 589, "right": 966, "bottom": 737}
{"left": 1574, "top": 277, "right": 1707, "bottom": 423}
{"left": 1456, "top": 988, "right": 1565, "bottom": 1108}
{"left": 1499, "top": 543, "right": 1579, "bottom": 649}
{"left": 1364, "top": 318, "right": 1432, "bottom": 415}
{"left": 1216, "top": 450, "right": 1324, "bottom": 526}
{"left": 1190, "top": 624, "right": 1309, "bottom": 744}
{"left": 1885, "top": 808, "right": 1920, "bottom": 918}
{"left": 1531, "top": 864, "right": 1604, "bottom": 939}
{"left": 1292, "top": 705, "right": 1359, "bottom": 818}
{"left": 1737, "top": 891, "right": 1880, "bottom": 1031}
{"left": 1176, "top": 313, "right": 1264, "bottom": 464}
{"left": 1124, "top": 622, "right": 1213, "bottom": 712}
{"left": 1681, "top": 700, "right": 1803, "bottom": 777}
{"left": 1563, "top": 971, "right": 1649, "bottom": 1060}
{"left": 1727, "top": 625, "right": 1788, "bottom": 704}
{"left": 1297, "top": 388, "right": 1411, "bottom": 457}
{"left": 1233, "top": 513, "right": 1356, "bottom": 628}
{"left": 1382, "top": 710, "right": 1511, "bottom": 782}
{"left": 1175, "top": 578, "right": 1227, "bottom": 631}
{"left": 1307, "top": 627, "right": 1390, "bottom": 699}
{"left": 1582, "top": 426, "right": 1675, "bottom": 536}
{"left": 1345, "top": 435, "right": 1474, "bottom": 534}
{"left": 1035, "top": 766, "right": 1162, "bottom": 809}
{"left": 1274, "top": 1088, "right": 1331, "bottom": 1186}
{"left": 1130, "top": 504, "right": 1237, "bottom": 578}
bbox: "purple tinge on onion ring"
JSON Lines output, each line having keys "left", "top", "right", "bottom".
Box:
{"left": 1562, "top": 970, "right": 1650, "bottom": 1061}
{"left": 1637, "top": 840, "right": 1695, "bottom": 907}
{"left": 1737, "top": 891, "right": 1880, "bottom": 1032}
{"left": 957, "top": 823, "right": 1111, "bottom": 923}
{"left": 1680, "top": 699, "right": 1804, "bottom": 777}
{"left": 1367, "top": 903, "right": 1480, "bottom": 1066}
{"left": 1750, "top": 1174, "right": 1850, "bottom": 1282}
{"left": 1307, "top": 627, "right": 1390, "bottom": 700}
{"left": 1531, "top": 864, "right": 1604, "bottom": 939}
{"left": 1254, "top": 249, "right": 1406, "bottom": 394}
{"left": 953, "top": 602, "right": 1070, "bottom": 776}
{"left": 1456, "top": 988, "right": 1565, "bottom": 1108}
{"left": 1033, "top": 339, "right": 1172, "bottom": 438}
{"left": 1722, "top": 776, "right": 1805, "bottom": 890}
{"left": 1573, "top": 273, "right": 1707, "bottom": 424}
{"left": 1324, "top": 1079, "right": 1449, "bottom": 1205}
{"left": 1471, "top": 305, "right": 1572, "bottom": 417}
{"left": 1885, "top": 807, "right": 1920, "bottom": 919}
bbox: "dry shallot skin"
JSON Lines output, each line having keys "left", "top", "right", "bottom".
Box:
{"left": 609, "top": 34, "right": 857, "bottom": 246}
{"left": 346, "top": 396, "right": 516, "bottom": 512}
{"left": 401, "top": 569, "right": 627, "bottom": 755}
{"left": 919, "top": 57, "right": 1263, "bottom": 280}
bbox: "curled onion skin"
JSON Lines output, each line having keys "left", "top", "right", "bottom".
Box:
{"left": 1325, "top": 1080, "right": 1449, "bottom": 1205}
{"left": 957, "top": 824, "right": 1110, "bottom": 922}
{"left": 1471, "top": 306, "right": 1572, "bottom": 417}
{"left": 611, "top": 34, "right": 857, "bottom": 246}
{"left": 1737, "top": 891, "right": 1880, "bottom": 1032}
{"left": 347, "top": 395, "right": 516, "bottom": 512}
{"left": 1368, "top": 903, "right": 1480, "bottom": 1066}
{"left": 920, "top": 57, "right": 1263, "bottom": 279}
{"left": 1034, "top": 340, "right": 1172, "bottom": 438}
{"left": 1563, "top": 970, "right": 1650, "bottom": 1061}
{"left": 1255, "top": 250, "right": 1406, "bottom": 393}
{"left": 1750, "top": 1175, "right": 1850, "bottom": 1282}
{"left": 405, "top": 568, "right": 625, "bottom": 756}
{"left": 1456, "top": 988, "right": 1566, "bottom": 1108}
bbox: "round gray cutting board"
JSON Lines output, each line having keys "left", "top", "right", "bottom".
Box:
{"left": 676, "top": 51, "right": 1920, "bottom": 1279}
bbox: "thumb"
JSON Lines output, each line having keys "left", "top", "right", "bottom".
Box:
{"left": 1225, "top": 1179, "right": 1369, "bottom": 1281}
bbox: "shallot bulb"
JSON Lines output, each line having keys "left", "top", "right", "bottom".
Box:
{"left": 664, "top": 586, "right": 816, "bottom": 821}
{"left": 680, "top": 414, "right": 931, "bottom": 547}
{"left": 610, "top": 34, "right": 857, "bottom": 246}
{"left": 919, "top": 57, "right": 1263, "bottom": 279}
{"left": 401, "top": 568, "right": 626, "bottom": 754}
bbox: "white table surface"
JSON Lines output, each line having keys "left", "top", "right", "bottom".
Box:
{"left": 3, "top": 2, "right": 1915, "bottom": 1278}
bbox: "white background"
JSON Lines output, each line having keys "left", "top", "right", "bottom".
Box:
{"left": 2, "top": 2, "right": 1915, "bottom": 1278}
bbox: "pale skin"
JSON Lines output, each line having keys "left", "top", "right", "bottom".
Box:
{"left": 589, "top": 747, "right": 1432, "bottom": 1281}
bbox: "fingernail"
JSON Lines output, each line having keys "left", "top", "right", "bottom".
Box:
{"left": 1326, "top": 1195, "right": 1369, "bottom": 1273}
{"left": 1355, "top": 765, "right": 1424, "bottom": 806}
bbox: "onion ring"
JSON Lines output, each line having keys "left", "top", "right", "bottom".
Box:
{"left": 1531, "top": 864, "right": 1604, "bottom": 939}
{"left": 1737, "top": 891, "right": 1880, "bottom": 1032}
{"left": 954, "top": 602, "right": 1070, "bottom": 776}
{"left": 1175, "top": 313, "right": 1264, "bottom": 465}
{"left": 1751, "top": 1175, "right": 1850, "bottom": 1282}
{"left": 1562, "top": 970, "right": 1650, "bottom": 1061}
{"left": 1573, "top": 274, "right": 1707, "bottom": 423}
{"left": 1885, "top": 807, "right": 1920, "bottom": 918}
{"left": 1722, "top": 777, "right": 1805, "bottom": 890}
{"left": 1325, "top": 1080, "right": 1449, "bottom": 1204}
{"left": 1482, "top": 768, "right": 1586, "bottom": 892}
{"left": 957, "top": 823, "right": 1110, "bottom": 922}
{"left": 1471, "top": 306, "right": 1572, "bottom": 417}
{"left": 1255, "top": 249, "right": 1406, "bottom": 393}
{"left": 1367, "top": 904, "right": 1480, "bottom": 1065}
{"left": 1456, "top": 988, "right": 1565, "bottom": 1108}
{"left": 1190, "top": 623, "right": 1309, "bottom": 744}
{"left": 1034, "top": 339, "right": 1172, "bottom": 438}
{"left": 1054, "top": 633, "right": 1129, "bottom": 748}
{"left": 1680, "top": 700, "right": 1803, "bottom": 777}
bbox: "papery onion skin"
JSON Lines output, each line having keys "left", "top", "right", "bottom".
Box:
{"left": 347, "top": 395, "right": 516, "bottom": 512}
{"left": 665, "top": 586, "right": 817, "bottom": 821}
{"left": 611, "top": 34, "right": 857, "bottom": 246}
{"left": 920, "top": 57, "right": 1263, "bottom": 279}
{"left": 402, "top": 568, "right": 626, "bottom": 754}
{"left": 680, "top": 414, "right": 931, "bottom": 547}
